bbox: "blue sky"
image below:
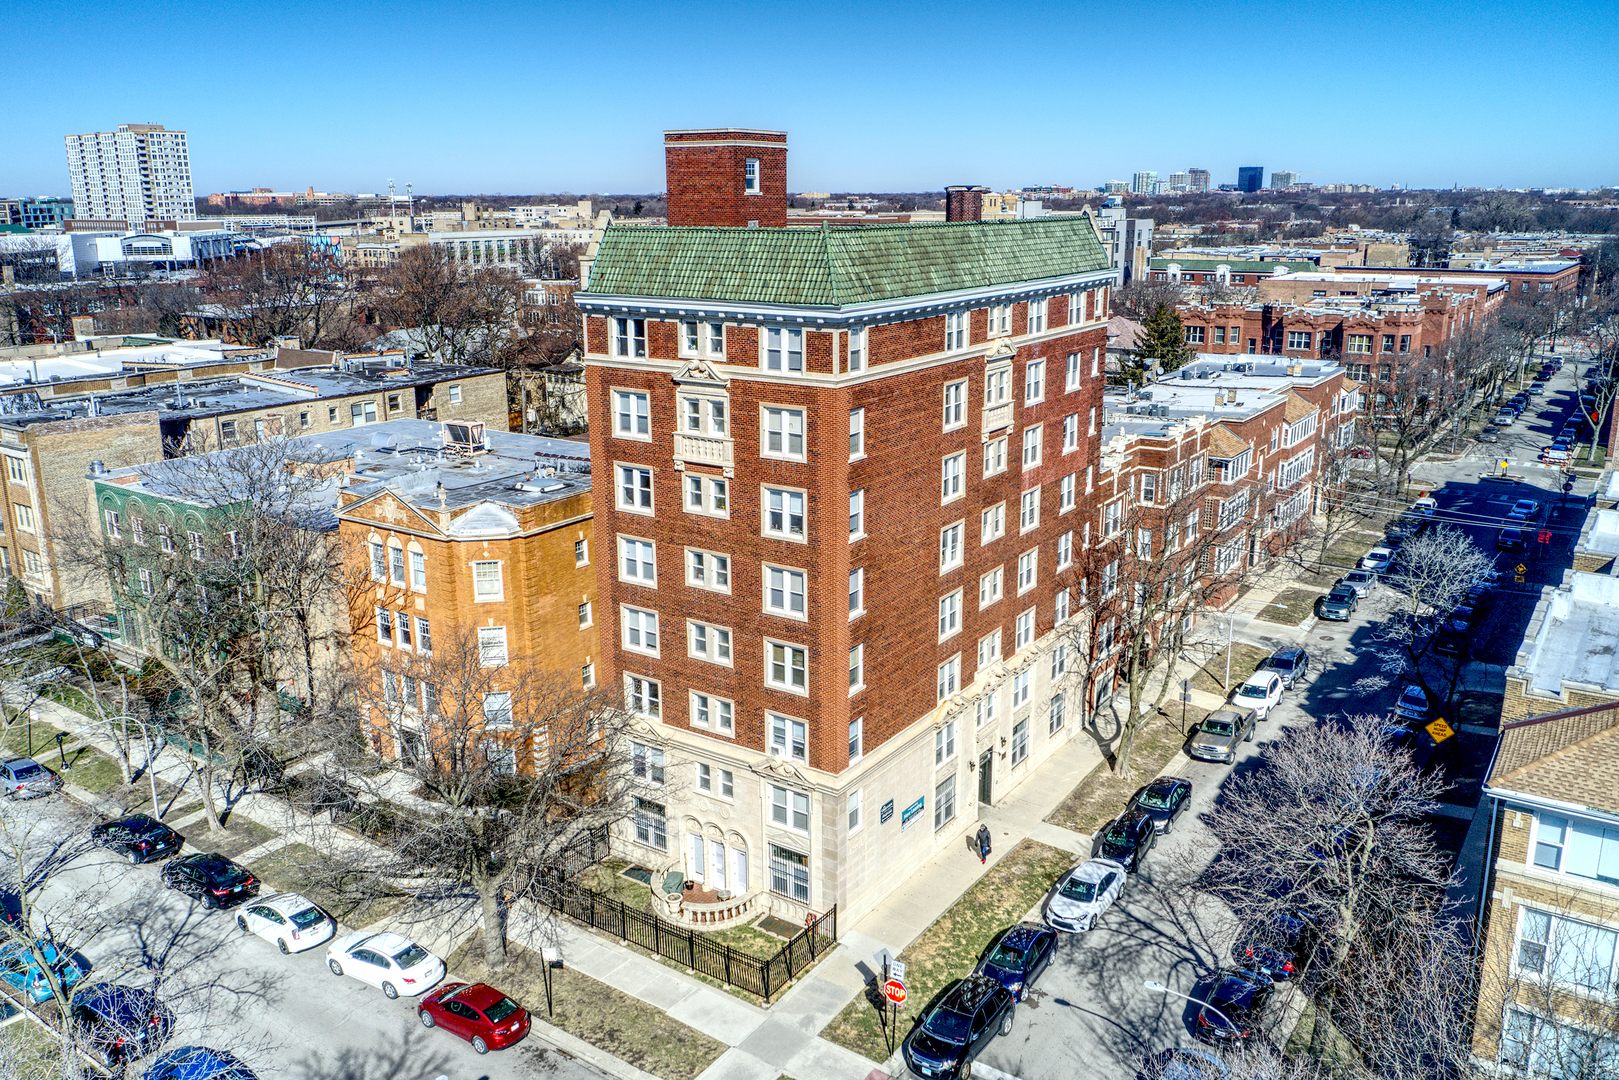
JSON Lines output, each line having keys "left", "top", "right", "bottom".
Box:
{"left": 4, "top": 0, "right": 1616, "bottom": 198}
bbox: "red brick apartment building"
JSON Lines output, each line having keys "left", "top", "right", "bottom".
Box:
{"left": 577, "top": 129, "right": 1116, "bottom": 923}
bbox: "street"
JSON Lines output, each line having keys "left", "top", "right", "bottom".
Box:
{"left": 1, "top": 796, "right": 609, "bottom": 1080}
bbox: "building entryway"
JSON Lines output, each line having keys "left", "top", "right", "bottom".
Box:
{"left": 978, "top": 750, "right": 993, "bottom": 806}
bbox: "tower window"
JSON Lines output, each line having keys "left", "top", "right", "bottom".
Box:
{"left": 744, "top": 158, "right": 760, "bottom": 195}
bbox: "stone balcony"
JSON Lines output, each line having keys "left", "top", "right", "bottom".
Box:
{"left": 673, "top": 433, "right": 734, "bottom": 475}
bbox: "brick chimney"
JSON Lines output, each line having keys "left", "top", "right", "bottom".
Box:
{"left": 945, "top": 185, "right": 989, "bottom": 222}
{"left": 665, "top": 129, "right": 788, "bottom": 228}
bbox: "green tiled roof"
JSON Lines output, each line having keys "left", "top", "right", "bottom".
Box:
{"left": 583, "top": 217, "right": 1110, "bottom": 308}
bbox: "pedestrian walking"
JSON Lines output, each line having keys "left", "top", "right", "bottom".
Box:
{"left": 976, "top": 824, "right": 992, "bottom": 864}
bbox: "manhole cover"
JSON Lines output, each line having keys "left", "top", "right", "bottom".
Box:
{"left": 1319, "top": 636, "right": 1336, "bottom": 641}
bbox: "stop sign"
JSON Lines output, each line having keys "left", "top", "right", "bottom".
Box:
{"left": 883, "top": 978, "right": 908, "bottom": 1005}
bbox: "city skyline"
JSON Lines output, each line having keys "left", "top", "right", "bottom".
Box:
{"left": 2, "top": 0, "right": 1617, "bottom": 198}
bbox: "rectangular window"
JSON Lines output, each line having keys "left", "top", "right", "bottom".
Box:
{"left": 5, "top": 458, "right": 24, "bottom": 484}
{"left": 376, "top": 607, "right": 392, "bottom": 646}
{"left": 686, "top": 548, "right": 731, "bottom": 592}
{"left": 763, "top": 407, "right": 806, "bottom": 459}
{"left": 1015, "top": 607, "right": 1035, "bottom": 651}
{"left": 689, "top": 692, "right": 735, "bottom": 734}
{"left": 1021, "top": 425, "right": 1042, "bottom": 469}
{"left": 940, "top": 521, "right": 964, "bottom": 571}
{"left": 763, "top": 487, "right": 806, "bottom": 539}
{"left": 1184, "top": 325, "right": 1205, "bottom": 345}
{"left": 1346, "top": 334, "right": 1373, "bottom": 354}
{"left": 619, "top": 537, "right": 656, "bottom": 584}
{"left": 617, "top": 465, "right": 653, "bottom": 512}
{"left": 743, "top": 158, "right": 760, "bottom": 194}
{"left": 1057, "top": 530, "right": 1073, "bottom": 568}
{"left": 848, "top": 489, "right": 864, "bottom": 539}
{"left": 984, "top": 437, "right": 1007, "bottom": 477}
{"left": 1055, "top": 587, "right": 1071, "bottom": 623}
{"left": 1060, "top": 473, "right": 1076, "bottom": 512}
{"left": 938, "top": 655, "right": 960, "bottom": 702}
{"left": 943, "top": 380, "right": 966, "bottom": 429}
{"left": 388, "top": 544, "right": 406, "bottom": 585}
{"left": 1062, "top": 413, "right": 1079, "bottom": 452}
{"left": 987, "top": 304, "right": 1010, "bottom": 337}
{"left": 473, "top": 560, "right": 503, "bottom": 600}
{"left": 766, "top": 641, "right": 809, "bottom": 693}
{"left": 1027, "top": 298, "right": 1047, "bottom": 335}
{"left": 697, "top": 763, "right": 712, "bottom": 792}
{"left": 417, "top": 617, "right": 431, "bottom": 654}
{"left": 614, "top": 391, "right": 650, "bottom": 438}
{"left": 625, "top": 675, "right": 661, "bottom": 718}
{"left": 105, "top": 510, "right": 120, "bottom": 539}
{"left": 613, "top": 317, "right": 647, "bottom": 358}
{"left": 131, "top": 517, "right": 144, "bottom": 545}
{"left": 848, "top": 567, "right": 864, "bottom": 617}
{"left": 765, "top": 565, "right": 807, "bottom": 617}
{"left": 634, "top": 798, "right": 667, "bottom": 850}
{"left": 1381, "top": 334, "right": 1396, "bottom": 353}
{"left": 1024, "top": 359, "right": 1045, "bottom": 403}
{"left": 483, "top": 691, "right": 513, "bottom": 728}
{"left": 849, "top": 408, "right": 865, "bottom": 459}
{"left": 138, "top": 567, "right": 153, "bottom": 595}
{"left": 578, "top": 602, "right": 592, "bottom": 627}
{"left": 188, "top": 531, "right": 204, "bottom": 559}
{"left": 1286, "top": 330, "right": 1312, "bottom": 351}
{"left": 935, "top": 718, "right": 957, "bottom": 765}
{"left": 769, "top": 844, "right": 810, "bottom": 901}
{"left": 1011, "top": 718, "right": 1029, "bottom": 766}
{"left": 847, "top": 326, "right": 865, "bottom": 372}
{"left": 849, "top": 717, "right": 863, "bottom": 761}
{"left": 979, "top": 566, "right": 1004, "bottom": 609}
{"left": 623, "top": 606, "right": 659, "bottom": 654}
{"left": 1012, "top": 671, "right": 1030, "bottom": 710}
{"left": 1515, "top": 907, "right": 1619, "bottom": 991}
{"left": 978, "top": 628, "right": 1002, "bottom": 668}
{"left": 941, "top": 453, "right": 964, "bottom": 503}
{"left": 768, "top": 715, "right": 808, "bottom": 762}
{"left": 1103, "top": 499, "right": 1123, "bottom": 537}
{"left": 411, "top": 550, "right": 427, "bottom": 589}
{"left": 938, "top": 590, "right": 962, "bottom": 640}
{"left": 764, "top": 328, "right": 804, "bottom": 373}
{"left": 1101, "top": 558, "right": 1119, "bottom": 597}
{"left": 934, "top": 773, "right": 957, "bottom": 830}
{"left": 685, "top": 474, "right": 728, "bottom": 517}
{"left": 681, "top": 395, "right": 728, "bottom": 435}
{"left": 977, "top": 692, "right": 997, "bottom": 728}
{"left": 580, "top": 663, "right": 595, "bottom": 689}
{"left": 981, "top": 503, "right": 1006, "bottom": 545}
{"left": 848, "top": 789, "right": 862, "bottom": 831}
{"left": 946, "top": 311, "right": 967, "bottom": 351}
{"left": 1017, "top": 549, "right": 1038, "bottom": 594}
{"left": 848, "top": 644, "right": 865, "bottom": 691}
{"left": 687, "top": 621, "right": 732, "bottom": 664}
{"left": 478, "top": 627, "right": 508, "bottom": 666}
{"left": 985, "top": 367, "right": 1010, "bottom": 406}
{"left": 1020, "top": 488, "right": 1040, "bottom": 532}
{"left": 1066, "top": 352, "right": 1081, "bottom": 392}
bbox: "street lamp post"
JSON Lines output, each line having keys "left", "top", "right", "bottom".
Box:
{"left": 1143, "top": 979, "right": 1238, "bottom": 1036}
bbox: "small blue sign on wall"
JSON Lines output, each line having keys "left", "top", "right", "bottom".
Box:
{"left": 879, "top": 799, "right": 895, "bottom": 825}
{"left": 900, "top": 797, "right": 925, "bottom": 830}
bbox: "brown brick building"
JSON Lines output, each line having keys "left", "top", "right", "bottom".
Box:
{"left": 576, "top": 129, "right": 1115, "bottom": 922}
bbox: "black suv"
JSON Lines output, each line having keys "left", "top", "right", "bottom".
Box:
{"left": 93, "top": 814, "right": 184, "bottom": 864}
{"left": 1099, "top": 809, "right": 1157, "bottom": 873}
{"left": 1193, "top": 969, "right": 1273, "bottom": 1045}
{"left": 901, "top": 974, "right": 1016, "bottom": 1079}
{"left": 71, "top": 984, "right": 176, "bottom": 1069}
{"left": 161, "top": 853, "right": 259, "bottom": 910}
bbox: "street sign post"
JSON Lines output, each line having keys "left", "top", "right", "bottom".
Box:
{"left": 883, "top": 979, "right": 907, "bottom": 1005}
{"left": 1426, "top": 718, "right": 1456, "bottom": 744}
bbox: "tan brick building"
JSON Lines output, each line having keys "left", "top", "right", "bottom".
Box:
{"left": 1473, "top": 703, "right": 1619, "bottom": 1075}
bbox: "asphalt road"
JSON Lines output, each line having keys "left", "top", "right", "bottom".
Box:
{"left": 973, "top": 347, "right": 1599, "bottom": 1080}
{"left": 1, "top": 796, "right": 609, "bottom": 1080}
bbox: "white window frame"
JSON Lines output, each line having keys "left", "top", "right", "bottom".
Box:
{"left": 943, "top": 380, "right": 967, "bottom": 430}
{"left": 945, "top": 311, "right": 967, "bottom": 351}
{"left": 849, "top": 407, "right": 865, "bottom": 460}
{"left": 768, "top": 713, "right": 809, "bottom": 762}
{"left": 680, "top": 393, "right": 729, "bottom": 436}
{"left": 1025, "top": 360, "right": 1046, "bottom": 406}
{"left": 618, "top": 536, "right": 656, "bottom": 586}
{"left": 1020, "top": 487, "right": 1040, "bottom": 532}
{"left": 1015, "top": 607, "right": 1036, "bottom": 651}
{"left": 472, "top": 560, "right": 504, "bottom": 601}
{"left": 848, "top": 644, "right": 864, "bottom": 693}
{"left": 689, "top": 692, "right": 735, "bottom": 735}
{"left": 977, "top": 628, "right": 1002, "bottom": 669}
{"left": 981, "top": 502, "right": 1006, "bottom": 545}
{"left": 1060, "top": 473, "right": 1076, "bottom": 512}
{"left": 937, "top": 654, "right": 961, "bottom": 702}
{"left": 625, "top": 674, "right": 661, "bottom": 718}
{"left": 1066, "top": 351, "right": 1082, "bottom": 391}
{"left": 983, "top": 436, "right": 1008, "bottom": 478}
{"left": 769, "top": 786, "right": 811, "bottom": 833}
{"left": 979, "top": 566, "right": 1004, "bottom": 609}
{"left": 1062, "top": 413, "right": 1079, "bottom": 453}
{"left": 940, "top": 521, "right": 965, "bottom": 573}
{"left": 1027, "top": 299, "right": 1047, "bottom": 335}
{"left": 685, "top": 473, "right": 729, "bottom": 518}
{"left": 762, "top": 486, "right": 807, "bottom": 541}
{"left": 764, "top": 564, "right": 808, "bottom": 620}
{"left": 622, "top": 606, "right": 660, "bottom": 656}
{"left": 935, "top": 719, "right": 957, "bottom": 766}
{"left": 763, "top": 327, "right": 805, "bottom": 373}
{"left": 847, "top": 326, "right": 866, "bottom": 372}
{"left": 613, "top": 390, "right": 651, "bottom": 439}
{"left": 1017, "top": 548, "right": 1038, "bottom": 594}
{"left": 761, "top": 406, "right": 807, "bottom": 461}
{"left": 613, "top": 317, "right": 647, "bottom": 358}
{"left": 617, "top": 464, "right": 654, "bottom": 514}
{"left": 685, "top": 548, "right": 731, "bottom": 593}
{"left": 938, "top": 589, "right": 962, "bottom": 641}
{"left": 765, "top": 640, "right": 809, "bottom": 695}
{"left": 849, "top": 567, "right": 865, "bottom": 618}
{"left": 1057, "top": 530, "right": 1073, "bottom": 568}
{"left": 687, "top": 620, "right": 733, "bottom": 666}
{"left": 941, "top": 452, "right": 965, "bottom": 504}
{"left": 1022, "top": 425, "right": 1042, "bottom": 469}
{"left": 478, "top": 626, "right": 508, "bottom": 667}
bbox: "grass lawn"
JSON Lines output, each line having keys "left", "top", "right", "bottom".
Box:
{"left": 820, "top": 839, "right": 1075, "bottom": 1063}
{"left": 1266, "top": 587, "right": 1325, "bottom": 627}
{"left": 0, "top": 1016, "right": 66, "bottom": 1074}
{"left": 1189, "top": 642, "right": 1270, "bottom": 696}
{"left": 1045, "top": 706, "right": 1208, "bottom": 835}
{"left": 1, "top": 714, "right": 62, "bottom": 758}
{"left": 448, "top": 933, "right": 725, "bottom": 1080}
{"left": 58, "top": 744, "right": 126, "bottom": 793}
{"left": 247, "top": 842, "right": 405, "bottom": 927}
{"left": 192, "top": 816, "right": 274, "bottom": 859}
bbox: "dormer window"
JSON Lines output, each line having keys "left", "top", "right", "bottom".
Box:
{"left": 744, "top": 159, "right": 760, "bottom": 195}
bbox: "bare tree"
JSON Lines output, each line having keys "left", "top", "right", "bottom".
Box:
{"left": 1194, "top": 713, "right": 1473, "bottom": 1077}
{"left": 195, "top": 243, "right": 354, "bottom": 348}
{"left": 1111, "top": 278, "right": 1187, "bottom": 323}
{"left": 304, "top": 625, "right": 633, "bottom": 972}
{"left": 1359, "top": 349, "right": 1468, "bottom": 498}
{"left": 373, "top": 245, "right": 523, "bottom": 364}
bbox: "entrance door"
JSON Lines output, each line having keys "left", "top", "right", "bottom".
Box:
{"left": 978, "top": 751, "right": 993, "bottom": 806}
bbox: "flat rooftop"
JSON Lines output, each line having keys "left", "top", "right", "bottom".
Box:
{"left": 1516, "top": 572, "right": 1619, "bottom": 698}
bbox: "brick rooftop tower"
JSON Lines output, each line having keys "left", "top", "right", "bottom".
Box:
{"left": 664, "top": 129, "right": 788, "bottom": 228}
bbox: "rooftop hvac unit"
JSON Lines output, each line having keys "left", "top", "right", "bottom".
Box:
{"left": 1138, "top": 390, "right": 1154, "bottom": 400}
{"left": 441, "top": 420, "right": 486, "bottom": 455}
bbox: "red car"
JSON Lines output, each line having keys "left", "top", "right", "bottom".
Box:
{"left": 417, "top": 982, "right": 529, "bottom": 1053}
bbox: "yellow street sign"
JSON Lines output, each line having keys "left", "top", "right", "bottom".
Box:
{"left": 1515, "top": 563, "right": 1527, "bottom": 574}
{"left": 1426, "top": 718, "right": 1456, "bottom": 744}
{"left": 1515, "top": 574, "right": 1525, "bottom": 583}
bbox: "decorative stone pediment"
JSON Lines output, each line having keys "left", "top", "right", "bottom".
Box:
{"left": 984, "top": 338, "right": 1017, "bottom": 363}
{"left": 673, "top": 359, "right": 728, "bottom": 386}
{"left": 749, "top": 755, "right": 809, "bottom": 785}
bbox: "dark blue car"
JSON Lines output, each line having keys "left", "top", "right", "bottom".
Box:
{"left": 973, "top": 922, "right": 1056, "bottom": 1002}
{"left": 142, "top": 1045, "right": 259, "bottom": 1080}
{"left": 72, "top": 983, "right": 177, "bottom": 1068}
{"left": 901, "top": 974, "right": 1015, "bottom": 1079}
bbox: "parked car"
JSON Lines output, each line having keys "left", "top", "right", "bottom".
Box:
{"left": 1100, "top": 809, "right": 1158, "bottom": 873}
{"left": 974, "top": 923, "right": 1057, "bottom": 1002}
{"left": 1497, "top": 526, "right": 1526, "bottom": 552}
{"left": 1, "top": 757, "right": 62, "bottom": 799}
{"left": 1527, "top": 383, "right": 1545, "bottom": 395}
{"left": 1359, "top": 546, "right": 1395, "bottom": 571}
{"left": 1337, "top": 569, "right": 1378, "bottom": 597}
{"left": 418, "top": 981, "right": 531, "bottom": 1054}
{"left": 1257, "top": 646, "right": 1311, "bottom": 690}
{"left": 92, "top": 814, "right": 184, "bottom": 864}
{"left": 163, "top": 854, "right": 258, "bottom": 910}
{"left": 0, "top": 939, "right": 87, "bottom": 1003}
{"left": 1124, "top": 777, "right": 1193, "bottom": 835}
{"left": 1445, "top": 601, "right": 1480, "bottom": 634}
{"left": 1492, "top": 410, "right": 1517, "bottom": 426}
{"left": 1347, "top": 446, "right": 1372, "bottom": 459}
{"left": 1410, "top": 496, "right": 1439, "bottom": 518}
{"left": 1511, "top": 498, "right": 1541, "bottom": 519}
{"left": 1043, "top": 858, "right": 1127, "bottom": 933}
{"left": 327, "top": 931, "right": 444, "bottom": 999}
{"left": 1138, "top": 1048, "right": 1230, "bottom": 1080}
{"left": 1393, "top": 683, "right": 1434, "bottom": 723}
{"left": 1232, "top": 670, "right": 1284, "bottom": 718}
{"left": 1187, "top": 705, "right": 1257, "bottom": 765}
{"left": 1193, "top": 970, "right": 1273, "bottom": 1046}
{"left": 900, "top": 974, "right": 1016, "bottom": 1080}
{"left": 140, "top": 1045, "right": 259, "bottom": 1080}
{"left": 1230, "top": 911, "right": 1322, "bottom": 983}
{"left": 1433, "top": 630, "right": 1468, "bottom": 658}
{"left": 1475, "top": 430, "right": 1500, "bottom": 444}
{"left": 71, "top": 983, "right": 177, "bottom": 1070}
{"left": 1318, "top": 584, "right": 1358, "bottom": 621}
{"left": 1542, "top": 445, "right": 1573, "bottom": 465}
{"left": 235, "top": 893, "right": 335, "bottom": 955}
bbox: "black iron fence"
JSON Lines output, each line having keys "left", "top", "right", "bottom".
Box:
{"left": 538, "top": 877, "right": 836, "bottom": 1003}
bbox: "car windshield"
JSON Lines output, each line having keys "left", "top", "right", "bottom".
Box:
{"left": 1237, "top": 684, "right": 1268, "bottom": 698}
{"left": 1105, "top": 823, "right": 1135, "bottom": 845}
{"left": 289, "top": 906, "right": 327, "bottom": 930}
{"left": 392, "top": 944, "right": 429, "bottom": 968}
{"left": 987, "top": 942, "right": 1027, "bottom": 969}
{"left": 1137, "top": 789, "right": 1174, "bottom": 809}
{"left": 1059, "top": 877, "right": 1097, "bottom": 902}
{"left": 484, "top": 996, "right": 522, "bottom": 1023}
{"left": 1347, "top": 572, "right": 1369, "bottom": 581}
{"left": 922, "top": 1007, "right": 971, "bottom": 1042}
{"left": 13, "top": 764, "right": 45, "bottom": 779}
{"left": 1203, "top": 718, "right": 1235, "bottom": 736}
{"left": 1330, "top": 588, "right": 1354, "bottom": 600}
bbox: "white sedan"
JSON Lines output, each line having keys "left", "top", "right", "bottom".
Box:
{"left": 326, "top": 931, "right": 445, "bottom": 999}
{"left": 1043, "top": 858, "right": 1127, "bottom": 933}
{"left": 1233, "top": 670, "right": 1284, "bottom": 718}
{"left": 1359, "top": 546, "right": 1395, "bottom": 571}
{"left": 235, "top": 892, "right": 335, "bottom": 954}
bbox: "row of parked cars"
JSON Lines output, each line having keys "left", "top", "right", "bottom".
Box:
{"left": 1, "top": 803, "right": 536, "bottom": 1078}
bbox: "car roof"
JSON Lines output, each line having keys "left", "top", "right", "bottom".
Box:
{"left": 1208, "top": 704, "right": 1255, "bottom": 721}
{"left": 144, "top": 1045, "right": 253, "bottom": 1080}
{"left": 1068, "top": 858, "right": 1126, "bottom": 883}
{"left": 4, "top": 757, "right": 41, "bottom": 769}
{"left": 259, "top": 893, "right": 321, "bottom": 916}
{"left": 1142, "top": 776, "right": 1188, "bottom": 795}
{"left": 346, "top": 931, "right": 413, "bottom": 954}
{"left": 1211, "top": 970, "right": 1269, "bottom": 1004}
{"left": 1269, "top": 646, "right": 1305, "bottom": 661}
{"left": 999, "top": 923, "right": 1050, "bottom": 949}
{"left": 1239, "top": 671, "right": 1279, "bottom": 687}
{"left": 942, "top": 974, "right": 1003, "bottom": 1012}
{"left": 73, "top": 982, "right": 159, "bottom": 1019}
{"left": 445, "top": 982, "right": 508, "bottom": 1010}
